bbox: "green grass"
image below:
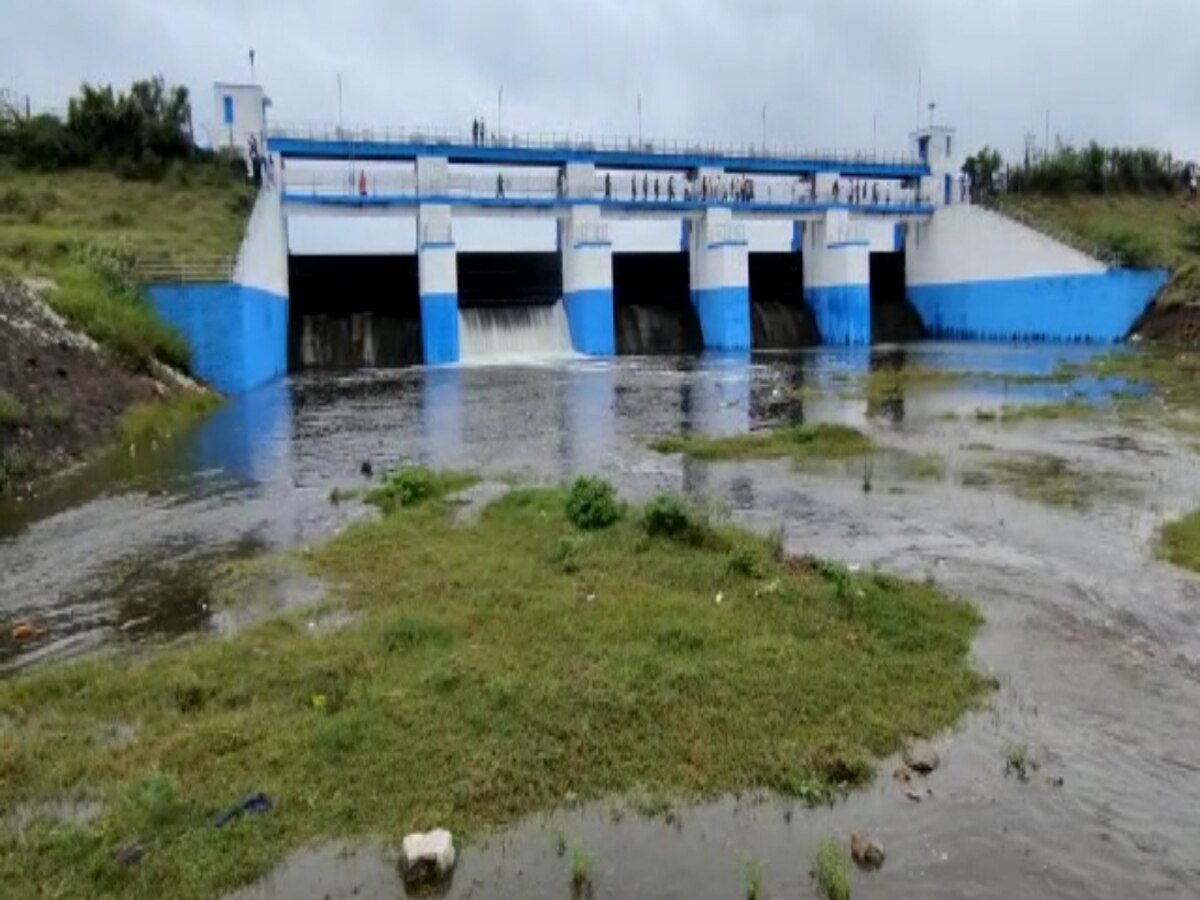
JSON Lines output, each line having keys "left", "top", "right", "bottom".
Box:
{"left": 569, "top": 846, "right": 594, "bottom": 890}
{"left": 1158, "top": 509, "right": 1200, "bottom": 573}
{"left": 996, "top": 193, "right": 1197, "bottom": 304}
{"left": 364, "top": 466, "right": 478, "bottom": 513}
{"left": 742, "top": 858, "right": 765, "bottom": 900}
{"left": 0, "top": 388, "right": 26, "bottom": 426}
{"left": 907, "top": 453, "right": 945, "bottom": 481}
{"left": 813, "top": 838, "right": 850, "bottom": 900}
{"left": 0, "top": 165, "right": 253, "bottom": 372}
{"left": 651, "top": 423, "right": 874, "bottom": 463}
{"left": 116, "top": 391, "right": 222, "bottom": 447}
{"left": 0, "top": 477, "right": 988, "bottom": 899}
{"left": 962, "top": 454, "right": 1118, "bottom": 511}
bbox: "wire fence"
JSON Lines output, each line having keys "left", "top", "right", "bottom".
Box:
{"left": 131, "top": 254, "right": 237, "bottom": 284}
{"left": 269, "top": 121, "right": 923, "bottom": 168}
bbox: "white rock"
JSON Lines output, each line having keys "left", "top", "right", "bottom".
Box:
{"left": 400, "top": 828, "right": 456, "bottom": 884}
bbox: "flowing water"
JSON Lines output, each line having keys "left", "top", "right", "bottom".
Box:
{"left": 457, "top": 301, "right": 575, "bottom": 363}
{"left": 2, "top": 342, "right": 1199, "bottom": 898}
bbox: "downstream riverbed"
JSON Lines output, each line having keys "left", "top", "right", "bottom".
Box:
{"left": 2, "top": 342, "right": 1199, "bottom": 898}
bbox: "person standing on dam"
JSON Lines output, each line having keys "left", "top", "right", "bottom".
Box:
{"left": 605, "top": 172, "right": 612, "bottom": 199}
{"left": 654, "top": 177, "right": 660, "bottom": 201}
{"left": 496, "top": 172, "right": 505, "bottom": 198}
{"left": 668, "top": 176, "right": 675, "bottom": 202}
{"left": 643, "top": 173, "right": 649, "bottom": 201}
{"left": 631, "top": 173, "right": 637, "bottom": 200}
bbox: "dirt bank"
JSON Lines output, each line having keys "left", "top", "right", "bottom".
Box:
{"left": 1132, "top": 299, "right": 1200, "bottom": 344}
{"left": 0, "top": 279, "right": 185, "bottom": 494}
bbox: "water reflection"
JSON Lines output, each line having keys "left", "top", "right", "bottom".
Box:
{"left": 0, "top": 342, "right": 1143, "bottom": 670}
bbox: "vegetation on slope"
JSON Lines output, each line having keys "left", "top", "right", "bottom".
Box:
{"left": 0, "top": 475, "right": 988, "bottom": 899}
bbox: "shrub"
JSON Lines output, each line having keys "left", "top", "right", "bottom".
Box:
{"left": 727, "top": 544, "right": 763, "bottom": 578}
{"left": 565, "top": 476, "right": 620, "bottom": 530}
{"left": 641, "top": 493, "right": 698, "bottom": 541}
{"left": 370, "top": 467, "right": 435, "bottom": 511}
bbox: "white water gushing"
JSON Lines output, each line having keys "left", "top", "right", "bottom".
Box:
{"left": 457, "top": 301, "right": 575, "bottom": 363}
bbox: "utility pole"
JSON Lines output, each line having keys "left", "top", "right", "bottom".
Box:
{"left": 497, "top": 85, "right": 504, "bottom": 137}
{"left": 928, "top": 102, "right": 936, "bottom": 129}
{"left": 761, "top": 104, "right": 767, "bottom": 153}
{"left": 249, "top": 49, "right": 256, "bottom": 84}
{"left": 337, "top": 73, "right": 344, "bottom": 134}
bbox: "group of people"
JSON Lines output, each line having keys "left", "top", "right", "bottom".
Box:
{"left": 470, "top": 118, "right": 489, "bottom": 146}
{"left": 832, "top": 180, "right": 883, "bottom": 205}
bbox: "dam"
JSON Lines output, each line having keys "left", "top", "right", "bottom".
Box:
{"left": 146, "top": 82, "right": 1167, "bottom": 393}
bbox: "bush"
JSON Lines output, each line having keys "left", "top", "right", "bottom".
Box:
{"left": 641, "top": 493, "right": 716, "bottom": 546}
{"left": 565, "top": 476, "right": 620, "bottom": 530}
{"left": 372, "top": 467, "right": 435, "bottom": 510}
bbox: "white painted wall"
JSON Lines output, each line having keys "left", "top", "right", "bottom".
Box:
{"left": 211, "top": 84, "right": 266, "bottom": 155}
{"left": 907, "top": 204, "right": 1105, "bottom": 286}
{"left": 743, "top": 219, "right": 791, "bottom": 252}
{"left": 609, "top": 218, "right": 683, "bottom": 253}
{"left": 562, "top": 205, "right": 612, "bottom": 294}
{"left": 803, "top": 211, "right": 869, "bottom": 289}
{"left": 417, "top": 204, "right": 457, "bottom": 295}
{"left": 234, "top": 179, "right": 288, "bottom": 295}
{"left": 691, "top": 208, "right": 749, "bottom": 291}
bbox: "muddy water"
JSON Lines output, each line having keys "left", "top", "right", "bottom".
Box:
{"left": 3, "top": 342, "right": 1200, "bottom": 897}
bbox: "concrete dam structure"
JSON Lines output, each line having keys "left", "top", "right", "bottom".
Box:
{"left": 146, "top": 82, "right": 1167, "bottom": 394}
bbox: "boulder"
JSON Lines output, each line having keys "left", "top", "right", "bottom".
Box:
{"left": 400, "top": 829, "right": 456, "bottom": 887}
{"left": 850, "top": 833, "right": 885, "bottom": 870}
{"left": 903, "top": 742, "right": 940, "bottom": 774}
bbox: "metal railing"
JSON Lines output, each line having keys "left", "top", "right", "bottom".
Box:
{"left": 283, "top": 170, "right": 931, "bottom": 211}
{"left": 132, "top": 254, "right": 236, "bottom": 284}
{"left": 982, "top": 199, "right": 1123, "bottom": 267}
{"left": 269, "top": 121, "right": 923, "bottom": 168}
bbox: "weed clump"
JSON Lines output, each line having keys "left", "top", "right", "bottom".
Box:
{"left": 812, "top": 838, "right": 850, "bottom": 900}
{"left": 366, "top": 466, "right": 476, "bottom": 513}
{"left": 0, "top": 390, "right": 26, "bottom": 427}
{"left": 565, "top": 477, "right": 620, "bottom": 531}
{"left": 569, "top": 846, "right": 593, "bottom": 892}
{"left": 742, "top": 858, "right": 764, "bottom": 900}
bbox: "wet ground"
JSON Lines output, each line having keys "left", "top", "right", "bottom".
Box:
{"left": 3, "top": 342, "right": 1200, "bottom": 897}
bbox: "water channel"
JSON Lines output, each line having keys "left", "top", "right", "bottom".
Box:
{"left": 2, "top": 342, "right": 1199, "bottom": 898}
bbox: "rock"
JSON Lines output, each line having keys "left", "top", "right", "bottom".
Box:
{"left": 10, "top": 622, "right": 43, "bottom": 641}
{"left": 903, "top": 741, "right": 940, "bottom": 774}
{"left": 360, "top": 460, "right": 374, "bottom": 478}
{"left": 850, "top": 833, "right": 885, "bottom": 870}
{"left": 904, "top": 789, "right": 923, "bottom": 803}
{"left": 400, "top": 828, "right": 456, "bottom": 887}
{"left": 892, "top": 764, "right": 912, "bottom": 782}
{"left": 114, "top": 839, "right": 147, "bottom": 868}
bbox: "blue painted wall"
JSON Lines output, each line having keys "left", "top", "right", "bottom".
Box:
{"left": 907, "top": 269, "right": 1168, "bottom": 342}
{"left": 420, "top": 293, "right": 460, "bottom": 364}
{"left": 148, "top": 283, "right": 288, "bottom": 394}
{"left": 564, "top": 288, "right": 616, "bottom": 355}
{"left": 691, "top": 286, "right": 751, "bottom": 351}
{"left": 805, "top": 285, "right": 871, "bottom": 345}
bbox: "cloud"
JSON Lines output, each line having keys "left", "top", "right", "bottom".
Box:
{"left": 3, "top": 0, "right": 1198, "bottom": 162}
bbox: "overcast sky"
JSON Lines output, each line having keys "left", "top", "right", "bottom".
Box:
{"left": 4, "top": 0, "right": 1198, "bottom": 162}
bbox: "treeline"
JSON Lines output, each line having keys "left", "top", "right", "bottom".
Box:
{"left": 0, "top": 77, "right": 240, "bottom": 181}
{"left": 964, "top": 142, "right": 1193, "bottom": 200}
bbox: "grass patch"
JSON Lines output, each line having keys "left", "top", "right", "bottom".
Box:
{"left": 907, "top": 453, "right": 945, "bottom": 481}
{"left": 364, "top": 466, "right": 478, "bottom": 513}
{"left": 569, "top": 846, "right": 593, "bottom": 891}
{"left": 962, "top": 454, "right": 1117, "bottom": 510}
{"left": 0, "top": 478, "right": 988, "bottom": 899}
{"left": 651, "top": 422, "right": 874, "bottom": 463}
{"left": 565, "top": 476, "right": 621, "bottom": 530}
{"left": 0, "top": 165, "right": 253, "bottom": 372}
{"left": 117, "top": 391, "right": 221, "bottom": 447}
{"left": 742, "top": 858, "right": 765, "bottom": 900}
{"left": 1158, "top": 508, "right": 1200, "bottom": 573}
{"left": 0, "top": 388, "right": 26, "bottom": 426}
{"left": 812, "top": 838, "right": 850, "bottom": 900}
